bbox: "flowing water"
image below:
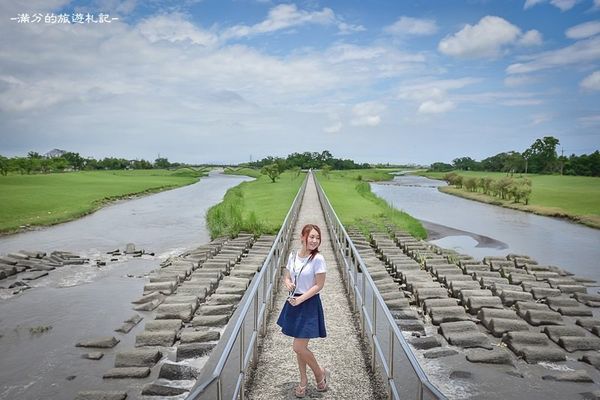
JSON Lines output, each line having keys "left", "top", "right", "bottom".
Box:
{"left": 371, "top": 174, "right": 600, "bottom": 283}
{"left": 0, "top": 171, "right": 252, "bottom": 400}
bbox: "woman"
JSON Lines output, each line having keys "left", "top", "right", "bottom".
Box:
{"left": 277, "top": 223, "right": 329, "bottom": 398}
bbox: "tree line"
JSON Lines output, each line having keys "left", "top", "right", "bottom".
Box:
{"left": 244, "top": 150, "right": 370, "bottom": 171}
{"left": 243, "top": 150, "right": 370, "bottom": 183}
{"left": 443, "top": 173, "right": 532, "bottom": 205}
{"left": 430, "top": 136, "right": 600, "bottom": 177}
{"left": 0, "top": 151, "right": 178, "bottom": 176}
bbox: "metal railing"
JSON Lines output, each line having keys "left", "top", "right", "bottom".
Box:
{"left": 187, "top": 173, "right": 309, "bottom": 400}
{"left": 313, "top": 174, "right": 447, "bottom": 400}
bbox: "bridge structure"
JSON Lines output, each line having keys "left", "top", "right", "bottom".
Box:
{"left": 65, "top": 171, "right": 600, "bottom": 400}
{"left": 187, "top": 171, "right": 445, "bottom": 400}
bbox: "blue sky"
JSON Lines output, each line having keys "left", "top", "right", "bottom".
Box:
{"left": 1, "top": 0, "right": 599, "bottom": 164}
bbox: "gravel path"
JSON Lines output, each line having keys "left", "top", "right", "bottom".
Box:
{"left": 246, "top": 174, "right": 387, "bottom": 400}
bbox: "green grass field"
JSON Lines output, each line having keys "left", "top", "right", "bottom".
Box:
{"left": 211, "top": 168, "right": 425, "bottom": 239}
{"left": 317, "top": 169, "right": 427, "bottom": 239}
{"left": 0, "top": 168, "right": 207, "bottom": 233}
{"left": 207, "top": 169, "right": 305, "bottom": 238}
{"left": 419, "top": 170, "right": 600, "bottom": 228}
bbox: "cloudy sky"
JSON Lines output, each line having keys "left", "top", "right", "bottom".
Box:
{"left": 1, "top": 0, "right": 599, "bottom": 165}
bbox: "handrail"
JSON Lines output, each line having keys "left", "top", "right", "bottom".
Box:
{"left": 187, "top": 172, "right": 309, "bottom": 400}
{"left": 313, "top": 172, "right": 447, "bottom": 400}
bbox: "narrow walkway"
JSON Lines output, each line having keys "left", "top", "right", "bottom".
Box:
{"left": 246, "top": 174, "right": 386, "bottom": 400}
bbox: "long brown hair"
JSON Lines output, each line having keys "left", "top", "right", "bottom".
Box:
{"left": 301, "top": 224, "right": 321, "bottom": 261}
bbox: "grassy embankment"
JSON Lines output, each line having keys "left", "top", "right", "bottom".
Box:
{"left": 206, "top": 168, "right": 305, "bottom": 238}
{"left": 209, "top": 167, "right": 426, "bottom": 240}
{"left": 317, "top": 169, "right": 427, "bottom": 239}
{"left": 0, "top": 167, "right": 209, "bottom": 234}
{"left": 419, "top": 170, "right": 600, "bottom": 229}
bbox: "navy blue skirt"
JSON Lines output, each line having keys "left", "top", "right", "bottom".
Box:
{"left": 277, "top": 294, "right": 326, "bottom": 339}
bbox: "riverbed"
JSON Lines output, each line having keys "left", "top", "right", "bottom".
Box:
{"left": 371, "top": 174, "right": 600, "bottom": 284}
{"left": 0, "top": 171, "right": 252, "bottom": 400}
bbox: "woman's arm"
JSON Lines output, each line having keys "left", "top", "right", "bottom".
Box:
{"left": 283, "top": 269, "right": 295, "bottom": 292}
{"left": 291, "top": 273, "right": 325, "bottom": 306}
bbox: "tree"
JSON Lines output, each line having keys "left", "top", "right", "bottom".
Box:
{"left": 289, "top": 166, "right": 301, "bottom": 178}
{"left": 15, "top": 157, "right": 33, "bottom": 174}
{"left": 502, "top": 151, "right": 525, "bottom": 176}
{"left": 430, "top": 162, "right": 453, "bottom": 172}
{"left": 523, "top": 148, "right": 532, "bottom": 174}
{"left": 452, "top": 157, "right": 479, "bottom": 171}
{"left": 318, "top": 150, "right": 333, "bottom": 166}
{"left": 63, "top": 152, "right": 85, "bottom": 170}
{"left": 154, "top": 157, "right": 171, "bottom": 169}
{"left": 525, "top": 136, "right": 560, "bottom": 173}
{"left": 51, "top": 157, "right": 68, "bottom": 172}
{"left": 463, "top": 177, "right": 478, "bottom": 192}
{"left": 132, "top": 159, "right": 153, "bottom": 169}
{"left": 261, "top": 163, "right": 281, "bottom": 183}
{"left": 28, "top": 151, "right": 43, "bottom": 159}
{"left": 0, "top": 155, "right": 8, "bottom": 176}
{"left": 39, "top": 158, "right": 52, "bottom": 173}
{"left": 321, "top": 165, "right": 332, "bottom": 179}
{"left": 479, "top": 177, "right": 493, "bottom": 195}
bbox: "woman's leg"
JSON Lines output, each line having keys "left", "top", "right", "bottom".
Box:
{"left": 293, "top": 338, "right": 325, "bottom": 384}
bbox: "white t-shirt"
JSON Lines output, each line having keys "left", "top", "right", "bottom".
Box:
{"left": 286, "top": 250, "right": 326, "bottom": 294}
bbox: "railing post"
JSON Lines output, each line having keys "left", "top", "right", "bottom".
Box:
{"left": 389, "top": 325, "right": 394, "bottom": 399}
{"left": 253, "top": 291, "right": 259, "bottom": 364}
{"left": 239, "top": 327, "right": 245, "bottom": 400}
{"left": 371, "top": 290, "right": 377, "bottom": 372}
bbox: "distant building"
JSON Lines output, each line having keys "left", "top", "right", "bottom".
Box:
{"left": 45, "top": 148, "right": 67, "bottom": 158}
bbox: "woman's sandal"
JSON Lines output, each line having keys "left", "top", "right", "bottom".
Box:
{"left": 294, "top": 383, "right": 307, "bottom": 398}
{"left": 316, "top": 368, "right": 330, "bottom": 392}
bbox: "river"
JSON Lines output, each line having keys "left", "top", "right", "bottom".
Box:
{"left": 0, "top": 171, "right": 252, "bottom": 400}
{"left": 371, "top": 174, "right": 600, "bottom": 284}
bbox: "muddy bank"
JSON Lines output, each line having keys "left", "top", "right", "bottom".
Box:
{"left": 420, "top": 220, "right": 508, "bottom": 249}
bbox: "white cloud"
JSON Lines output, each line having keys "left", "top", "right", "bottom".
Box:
{"left": 501, "top": 98, "right": 543, "bottom": 106}
{"left": 454, "top": 90, "right": 543, "bottom": 107}
{"left": 138, "top": 13, "right": 218, "bottom": 46}
{"left": 507, "top": 36, "right": 600, "bottom": 74}
{"left": 504, "top": 74, "right": 539, "bottom": 87}
{"left": 324, "top": 121, "right": 342, "bottom": 133}
{"left": 524, "top": 0, "right": 546, "bottom": 9}
{"left": 524, "top": 0, "right": 580, "bottom": 10}
{"left": 336, "top": 21, "right": 366, "bottom": 35}
{"left": 384, "top": 16, "right": 438, "bottom": 36}
{"left": 92, "top": 0, "right": 138, "bottom": 15}
{"left": 551, "top": 0, "right": 578, "bottom": 11}
{"left": 580, "top": 70, "right": 600, "bottom": 90}
{"left": 438, "top": 16, "right": 522, "bottom": 58}
{"left": 578, "top": 114, "right": 600, "bottom": 126}
{"left": 595, "top": 0, "right": 600, "bottom": 9}
{"left": 321, "top": 44, "right": 426, "bottom": 81}
{"left": 566, "top": 21, "right": 600, "bottom": 40}
{"left": 418, "top": 100, "right": 455, "bottom": 114}
{"left": 531, "top": 113, "right": 552, "bottom": 125}
{"left": 350, "top": 102, "right": 385, "bottom": 126}
{"left": 222, "top": 4, "right": 336, "bottom": 39}
{"left": 397, "top": 77, "right": 490, "bottom": 116}
{"left": 519, "top": 29, "right": 543, "bottom": 46}
{"left": 397, "top": 78, "right": 479, "bottom": 102}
